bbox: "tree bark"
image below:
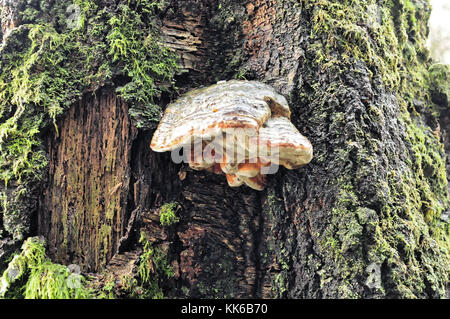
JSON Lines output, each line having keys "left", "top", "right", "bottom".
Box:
{"left": 39, "top": 89, "right": 137, "bottom": 272}
{"left": 1, "top": 0, "right": 449, "bottom": 299}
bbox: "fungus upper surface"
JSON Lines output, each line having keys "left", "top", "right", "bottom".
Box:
{"left": 150, "top": 80, "right": 313, "bottom": 190}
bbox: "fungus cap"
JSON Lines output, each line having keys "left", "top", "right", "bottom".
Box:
{"left": 150, "top": 80, "right": 313, "bottom": 191}
{"left": 254, "top": 116, "right": 313, "bottom": 169}
{"left": 150, "top": 80, "right": 290, "bottom": 152}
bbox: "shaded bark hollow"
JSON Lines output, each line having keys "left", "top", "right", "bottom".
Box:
{"left": 39, "top": 89, "right": 137, "bottom": 272}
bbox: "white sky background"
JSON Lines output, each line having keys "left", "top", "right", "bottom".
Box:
{"left": 428, "top": 0, "right": 450, "bottom": 64}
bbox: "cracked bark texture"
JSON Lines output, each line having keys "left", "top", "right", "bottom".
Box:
{"left": 1, "top": 0, "right": 449, "bottom": 298}
{"left": 39, "top": 89, "right": 137, "bottom": 272}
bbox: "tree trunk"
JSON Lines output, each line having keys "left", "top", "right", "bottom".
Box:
{"left": 0, "top": 0, "right": 449, "bottom": 299}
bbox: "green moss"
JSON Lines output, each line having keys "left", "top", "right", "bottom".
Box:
{"left": 261, "top": 186, "right": 293, "bottom": 297}
{"left": 95, "top": 273, "right": 116, "bottom": 299}
{"left": 429, "top": 63, "right": 449, "bottom": 107}
{"left": 122, "top": 232, "right": 175, "bottom": 299}
{"left": 139, "top": 233, "right": 174, "bottom": 280}
{"left": 159, "top": 202, "right": 180, "bottom": 227}
{"left": 0, "top": 237, "right": 91, "bottom": 299}
{"left": 106, "top": 1, "right": 178, "bottom": 128}
{"left": 1, "top": 185, "right": 35, "bottom": 241}
{"left": 304, "top": 0, "right": 402, "bottom": 88}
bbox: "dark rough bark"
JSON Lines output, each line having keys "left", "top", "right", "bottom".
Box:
{"left": 1, "top": 0, "right": 449, "bottom": 299}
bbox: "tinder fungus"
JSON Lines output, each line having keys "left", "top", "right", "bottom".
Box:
{"left": 150, "top": 80, "right": 313, "bottom": 190}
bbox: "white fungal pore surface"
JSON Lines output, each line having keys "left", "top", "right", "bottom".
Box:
{"left": 150, "top": 80, "right": 313, "bottom": 190}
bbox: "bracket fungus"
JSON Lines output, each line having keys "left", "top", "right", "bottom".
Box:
{"left": 150, "top": 80, "right": 313, "bottom": 190}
